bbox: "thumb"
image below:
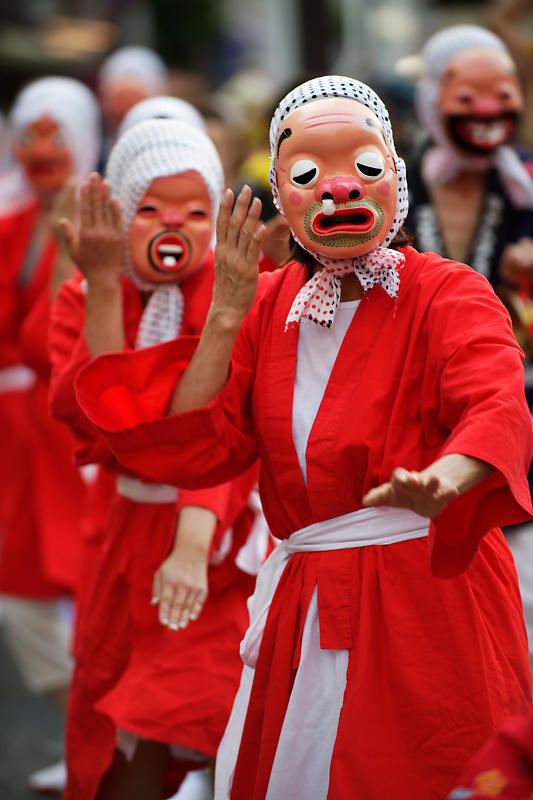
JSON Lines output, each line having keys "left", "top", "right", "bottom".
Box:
{"left": 58, "top": 218, "right": 77, "bottom": 260}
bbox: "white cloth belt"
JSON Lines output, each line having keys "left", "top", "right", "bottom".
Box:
{"left": 116, "top": 474, "right": 178, "bottom": 504}
{"left": 240, "top": 505, "right": 429, "bottom": 668}
{"left": 0, "top": 364, "right": 36, "bottom": 393}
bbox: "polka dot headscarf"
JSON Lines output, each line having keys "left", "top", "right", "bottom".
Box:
{"left": 105, "top": 118, "right": 223, "bottom": 348}
{"left": 268, "top": 76, "right": 409, "bottom": 330}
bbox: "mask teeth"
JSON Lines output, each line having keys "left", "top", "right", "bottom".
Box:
{"left": 322, "top": 197, "right": 335, "bottom": 216}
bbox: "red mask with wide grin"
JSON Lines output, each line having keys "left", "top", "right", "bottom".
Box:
{"left": 275, "top": 97, "right": 397, "bottom": 259}
{"left": 439, "top": 48, "right": 523, "bottom": 156}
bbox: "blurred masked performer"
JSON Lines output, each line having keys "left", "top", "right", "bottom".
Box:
{"left": 407, "top": 25, "right": 533, "bottom": 354}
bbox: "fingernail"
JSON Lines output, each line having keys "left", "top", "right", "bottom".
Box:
{"left": 169, "top": 621, "right": 178, "bottom": 631}
{"left": 179, "top": 620, "right": 188, "bottom": 629}
{"left": 151, "top": 596, "right": 158, "bottom": 605}
{"left": 160, "top": 614, "right": 168, "bottom": 624}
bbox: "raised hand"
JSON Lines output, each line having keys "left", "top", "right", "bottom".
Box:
{"left": 58, "top": 172, "right": 124, "bottom": 287}
{"left": 211, "top": 185, "right": 265, "bottom": 327}
{"left": 362, "top": 466, "right": 460, "bottom": 518}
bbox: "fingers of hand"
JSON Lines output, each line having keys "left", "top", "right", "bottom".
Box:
{"left": 216, "top": 188, "right": 234, "bottom": 247}
{"left": 226, "top": 185, "right": 252, "bottom": 251}
{"left": 237, "top": 197, "right": 263, "bottom": 256}
{"left": 100, "top": 180, "right": 112, "bottom": 226}
{"left": 158, "top": 581, "right": 175, "bottom": 628}
{"left": 88, "top": 173, "right": 103, "bottom": 226}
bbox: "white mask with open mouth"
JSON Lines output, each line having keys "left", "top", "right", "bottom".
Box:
{"left": 269, "top": 76, "right": 409, "bottom": 330}
{"left": 106, "top": 118, "right": 223, "bottom": 348}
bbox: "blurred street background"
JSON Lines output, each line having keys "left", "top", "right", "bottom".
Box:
{"left": 1, "top": 0, "right": 533, "bottom": 796}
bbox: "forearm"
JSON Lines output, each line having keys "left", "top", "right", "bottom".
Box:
{"left": 84, "top": 279, "right": 124, "bottom": 357}
{"left": 169, "top": 308, "right": 242, "bottom": 414}
{"left": 172, "top": 505, "right": 218, "bottom": 556}
{"left": 421, "top": 453, "right": 494, "bottom": 494}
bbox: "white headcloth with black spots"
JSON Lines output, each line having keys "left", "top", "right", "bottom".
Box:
{"left": 106, "top": 118, "right": 223, "bottom": 348}
{"left": 268, "top": 76, "right": 408, "bottom": 330}
{"left": 416, "top": 25, "right": 533, "bottom": 209}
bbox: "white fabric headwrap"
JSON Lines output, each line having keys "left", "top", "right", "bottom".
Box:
{"left": 105, "top": 118, "right": 223, "bottom": 349}
{"left": 268, "top": 76, "right": 408, "bottom": 330}
{"left": 416, "top": 25, "right": 533, "bottom": 210}
{"left": 99, "top": 46, "right": 169, "bottom": 96}
{"left": 118, "top": 95, "right": 207, "bottom": 138}
{"left": 10, "top": 76, "right": 101, "bottom": 179}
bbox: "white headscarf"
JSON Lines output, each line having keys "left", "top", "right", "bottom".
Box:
{"left": 10, "top": 76, "right": 101, "bottom": 179}
{"left": 106, "top": 118, "right": 223, "bottom": 348}
{"left": 416, "top": 25, "right": 533, "bottom": 209}
{"left": 268, "top": 75, "right": 409, "bottom": 329}
{"left": 118, "top": 95, "right": 206, "bottom": 139}
{"left": 99, "top": 46, "right": 169, "bottom": 96}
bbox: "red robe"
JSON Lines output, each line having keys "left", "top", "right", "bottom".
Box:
{"left": 0, "top": 202, "right": 84, "bottom": 596}
{"left": 49, "top": 254, "right": 261, "bottom": 800}
{"left": 75, "top": 247, "right": 533, "bottom": 799}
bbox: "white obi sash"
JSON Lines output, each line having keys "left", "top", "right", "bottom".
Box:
{"left": 241, "top": 505, "right": 429, "bottom": 668}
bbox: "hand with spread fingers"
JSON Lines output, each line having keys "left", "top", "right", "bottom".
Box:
{"left": 58, "top": 171, "right": 124, "bottom": 287}
{"left": 151, "top": 505, "right": 217, "bottom": 631}
{"left": 362, "top": 454, "right": 494, "bottom": 518}
{"left": 210, "top": 185, "right": 265, "bottom": 328}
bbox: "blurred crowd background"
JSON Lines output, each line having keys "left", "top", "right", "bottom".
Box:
{"left": 1, "top": 0, "right": 533, "bottom": 210}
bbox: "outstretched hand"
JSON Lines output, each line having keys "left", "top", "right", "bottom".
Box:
{"left": 362, "top": 467, "right": 460, "bottom": 518}
{"left": 58, "top": 172, "right": 124, "bottom": 286}
{"left": 211, "top": 185, "right": 265, "bottom": 326}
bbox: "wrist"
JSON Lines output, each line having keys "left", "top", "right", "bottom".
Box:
{"left": 85, "top": 271, "right": 122, "bottom": 295}
{"left": 206, "top": 304, "right": 245, "bottom": 334}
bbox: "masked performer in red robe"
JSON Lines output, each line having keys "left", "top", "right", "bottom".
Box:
{"left": 74, "top": 76, "right": 532, "bottom": 800}
{"left": 50, "top": 118, "right": 270, "bottom": 800}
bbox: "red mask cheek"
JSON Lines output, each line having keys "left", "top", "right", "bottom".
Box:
{"left": 376, "top": 180, "right": 391, "bottom": 198}
{"left": 288, "top": 190, "right": 304, "bottom": 207}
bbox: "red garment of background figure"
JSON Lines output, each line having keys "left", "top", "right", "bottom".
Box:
{"left": 449, "top": 709, "right": 533, "bottom": 799}
{"left": 0, "top": 201, "right": 84, "bottom": 598}
{"left": 50, "top": 211, "right": 266, "bottom": 798}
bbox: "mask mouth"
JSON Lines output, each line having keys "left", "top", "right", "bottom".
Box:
{"left": 25, "top": 158, "right": 67, "bottom": 177}
{"left": 312, "top": 204, "right": 375, "bottom": 235}
{"left": 148, "top": 231, "right": 190, "bottom": 274}
{"left": 447, "top": 112, "right": 517, "bottom": 155}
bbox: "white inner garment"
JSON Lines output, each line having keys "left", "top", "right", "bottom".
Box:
{"left": 292, "top": 300, "right": 360, "bottom": 482}
{"left": 214, "top": 589, "right": 349, "bottom": 800}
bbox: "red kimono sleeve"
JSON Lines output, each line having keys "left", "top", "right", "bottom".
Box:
{"left": 49, "top": 279, "right": 118, "bottom": 467}
{"left": 426, "top": 267, "right": 533, "bottom": 577}
{"left": 75, "top": 314, "right": 259, "bottom": 489}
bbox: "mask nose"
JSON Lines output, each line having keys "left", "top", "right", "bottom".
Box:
{"left": 470, "top": 96, "right": 502, "bottom": 117}
{"left": 314, "top": 176, "right": 366, "bottom": 205}
{"left": 161, "top": 209, "right": 186, "bottom": 228}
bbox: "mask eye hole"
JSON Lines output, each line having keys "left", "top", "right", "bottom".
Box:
{"left": 354, "top": 152, "right": 385, "bottom": 181}
{"left": 290, "top": 159, "right": 319, "bottom": 187}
